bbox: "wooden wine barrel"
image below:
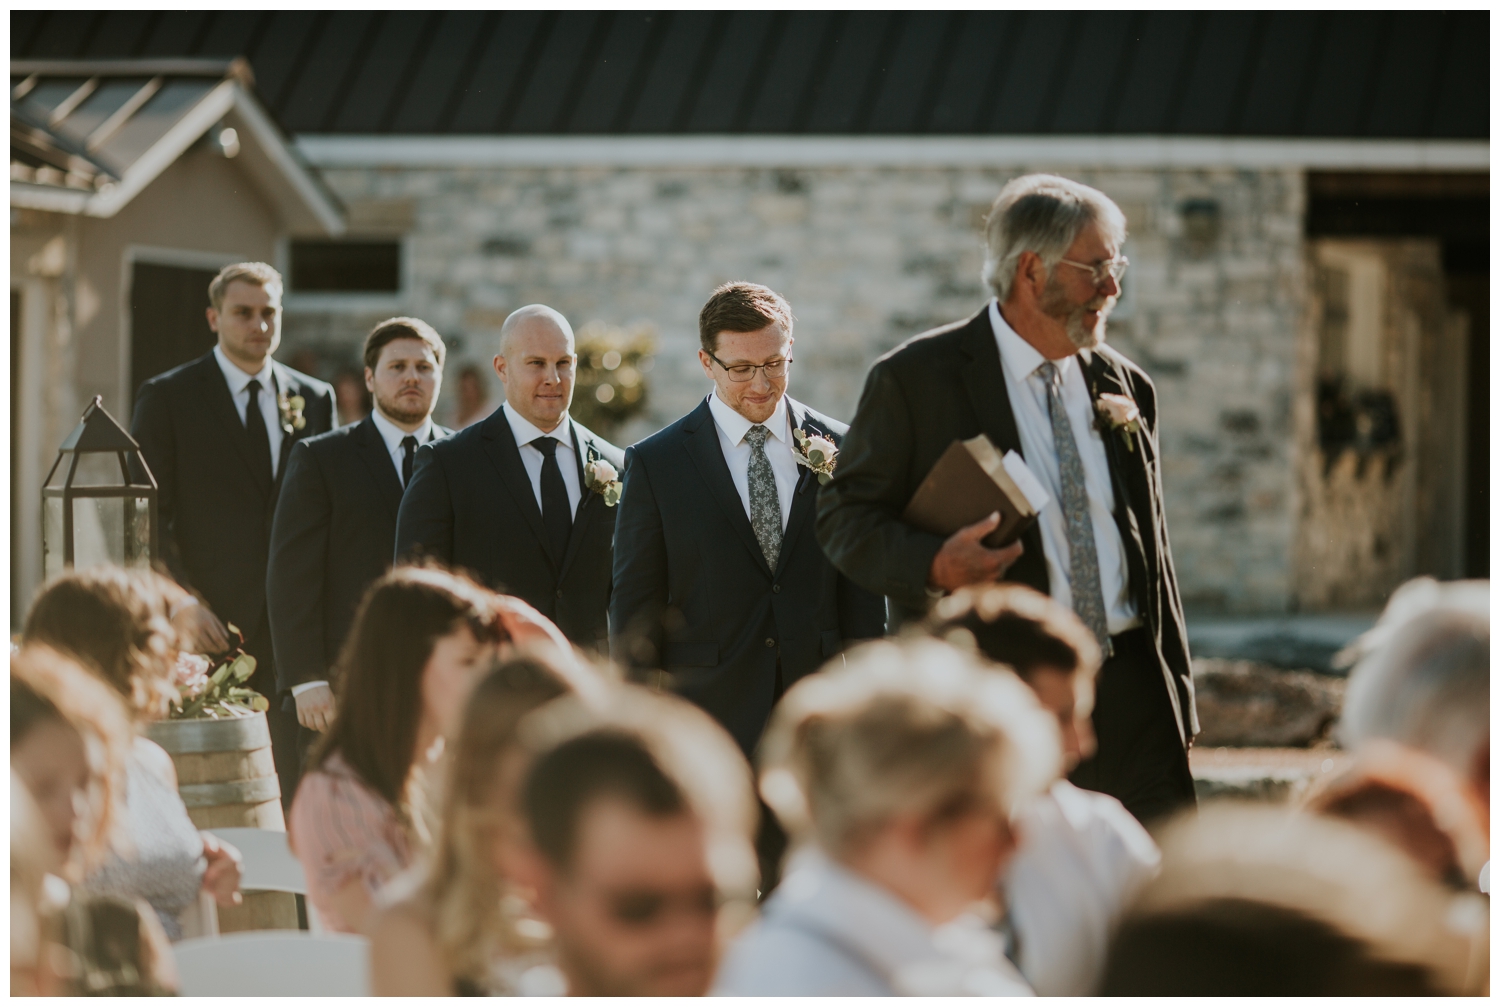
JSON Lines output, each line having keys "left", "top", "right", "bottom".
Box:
{"left": 146, "top": 713, "right": 298, "bottom": 932}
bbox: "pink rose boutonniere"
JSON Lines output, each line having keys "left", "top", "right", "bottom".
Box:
{"left": 1095, "top": 393, "right": 1142, "bottom": 452}
{"left": 584, "top": 445, "right": 623, "bottom": 507}
{"left": 792, "top": 428, "right": 838, "bottom": 485}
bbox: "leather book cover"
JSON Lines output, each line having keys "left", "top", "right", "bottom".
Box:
{"left": 901, "top": 435, "right": 1049, "bottom": 548}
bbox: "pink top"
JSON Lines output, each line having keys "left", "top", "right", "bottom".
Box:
{"left": 288, "top": 752, "right": 413, "bottom": 933}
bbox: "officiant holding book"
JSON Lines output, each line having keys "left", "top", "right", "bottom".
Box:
{"left": 817, "top": 175, "right": 1198, "bottom": 826}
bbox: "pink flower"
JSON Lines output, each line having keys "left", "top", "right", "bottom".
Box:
{"left": 1096, "top": 393, "right": 1140, "bottom": 428}
{"left": 173, "top": 653, "right": 212, "bottom": 699}
{"left": 588, "top": 459, "right": 619, "bottom": 485}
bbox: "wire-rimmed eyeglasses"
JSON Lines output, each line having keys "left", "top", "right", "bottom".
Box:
{"left": 1058, "top": 255, "right": 1129, "bottom": 286}
{"left": 707, "top": 350, "right": 792, "bottom": 382}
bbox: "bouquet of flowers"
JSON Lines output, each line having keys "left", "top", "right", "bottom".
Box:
{"left": 169, "top": 624, "right": 269, "bottom": 719}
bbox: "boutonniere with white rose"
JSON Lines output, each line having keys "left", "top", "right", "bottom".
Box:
{"left": 277, "top": 391, "right": 307, "bottom": 434}
{"left": 1094, "top": 393, "right": 1142, "bottom": 452}
{"left": 792, "top": 427, "right": 838, "bottom": 485}
{"left": 584, "top": 444, "right": 623, "bottom": 507}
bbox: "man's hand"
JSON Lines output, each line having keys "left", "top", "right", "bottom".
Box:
{"left": 200, "top": 832, "right": 243, "bottom": 908}
{"left": 295, "top": 684, "right": 336, "bottom": 732}
{"left": 927, "top": 512, "right": 1025, "bottom": 594}
{"left": 172, "top": 603, "right": 230, "bottom": 654}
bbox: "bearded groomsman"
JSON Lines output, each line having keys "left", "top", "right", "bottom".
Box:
{"left": 396, "top": 305, "right": 624, "bottom": 650}
{"left": 267, "top": 317, "right": 453, "bottom": 744}
{"left": 131, "top": 262, "right": 335, "bottom": 804}
{"left": 611, "top": 283, "right": 886, "bottom": 758}
{"left": 817, "top": 175, "right": 1197, "bottom": 825}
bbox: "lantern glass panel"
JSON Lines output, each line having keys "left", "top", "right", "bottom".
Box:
{"left": 42, "top": 495, "right": 64, "bottom": 581}
{"left": 72, "top": 496, "right": 126, "bottom": 571}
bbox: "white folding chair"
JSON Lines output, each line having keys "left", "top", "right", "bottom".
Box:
{"left": 173, "top": 932, "right": 369, "bottom": 996}
{"left": 205, "top": 827, "right": 324, "bottom": 931}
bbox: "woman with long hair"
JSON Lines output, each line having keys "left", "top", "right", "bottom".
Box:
{"left": 21, "top": 567, "right": 243, "bottom": 940}
{"left": 369, "top": 651, "right": 605, "bottom": 993}
{"left": 289, "top": 566, "right": 572, "bottom": 934}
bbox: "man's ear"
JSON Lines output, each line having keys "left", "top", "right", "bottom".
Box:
{"left": 506, "top": 837, "right": 559, "bottom": 919}
{"left": 364, "top": 366, "right": 376, "bottom": 394}
{"left": 493, "top": 354, "right": 508, "bottom": 384}
{"left": 206, "top": 306, "right": 220, "bottom": 334}
{"left": 697, "top": 349, "right": 717, "bottom": 383}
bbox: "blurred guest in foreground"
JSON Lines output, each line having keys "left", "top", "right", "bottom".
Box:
{"left": 369, "top": 651, "right": 606, "bottom": 994}
{"left": 289, "top": 567, "right": 509, "bottom": 933}
{"left": 514, "top": 688, "right": 759, "bottom": 996}
{"left": 22, "top": 569, "right": 243, "bottom": 940}
{"left": 716, "top": 638, "right": 1058, "bottom": 995}
{"left": 1099, "top": 804, "right": 1488, "bottom": 995}
{"left": 927, "top": 584, "right": 1159, "bottom": 996}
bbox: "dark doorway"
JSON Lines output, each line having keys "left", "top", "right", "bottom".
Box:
{"left": 1307, "top": 172, "right": 1489, "bottom": 578}
{"left": 129, "top": 261, "right": 220, "bottom": 406}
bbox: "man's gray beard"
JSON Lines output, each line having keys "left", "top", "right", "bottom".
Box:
{"left": 1040, "top": 275, "right": 1110, "bottom": 351}
{"left": 1065, "top": 307, "right": 1105, "bottom": 351}
{"left": 374, "top": 391, "right": 429, "bottom": 426}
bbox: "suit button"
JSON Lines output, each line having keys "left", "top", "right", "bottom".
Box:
{"left": 772, "top": 584, "right": 781, "bottom": 594}
{"left": 765, "top": 638, "right": 775, "bottom": 648}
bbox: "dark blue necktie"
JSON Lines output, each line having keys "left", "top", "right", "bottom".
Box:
{"left": 536, "top": 436, "right": 572, "bottom": 561}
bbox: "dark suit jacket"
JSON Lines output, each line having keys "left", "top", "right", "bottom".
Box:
{"left": 815, "top": 308, "right": 1198, "bottom": 742}
{"left": 130, "top": 350, "right": 336, "bottom": 643}
{"left": 266, "top": 415, "right": 453, "bottom": 695}
{"left": 395, "top": 408, "right": 625, "bottom": 651}
{"left": 611, "top": 395, "right": 887, "bottom": 755}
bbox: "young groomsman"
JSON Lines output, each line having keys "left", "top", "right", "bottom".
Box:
{"left": 396, "top": 305, "right": 625, "bottom": 650}
{"left": 611, "top": 282, "right": 887, "bottom": 755}
{"left": 267, "top": 318, "right": 453, "bottom": 743}
{"left": 131, "top": 262, "right": 335, "bottom": 803}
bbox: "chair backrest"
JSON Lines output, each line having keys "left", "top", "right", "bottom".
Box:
{"left": 173, "top": 933, "right": 369, "bottom": 996}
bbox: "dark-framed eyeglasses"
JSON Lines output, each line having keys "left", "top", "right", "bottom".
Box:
{"left": 1058, "top": 255, "right": 1129, "bottom": 286}
{"left": 707, "top": 350, "right": 792, "bottom": 383}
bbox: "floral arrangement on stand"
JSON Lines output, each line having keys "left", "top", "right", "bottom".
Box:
{"left": 569, "top": 321, "right": 657, "bottom": 438}
{"left": 169, "top": 624, "right": 269, "bottom": 719}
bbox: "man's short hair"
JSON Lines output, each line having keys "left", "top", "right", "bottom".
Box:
{"left": 758, "top": 638, "right": 1060, "bottom": 858}
{"left": 1338, "top": 578, "right": 1488, "bottom": 774}
{"left": 981, "top": 174, "right": 1127, "bottom": 304}
{"left": 697, "top": 282, "right": 794, "bottom": 354}
{"left": 208, "top": 261, "right": 283, "bottom": 311}
{"left": 363, "top": 316, "right": 448, "bottom": 372}
{"left": 926, "top": 583, "right": 1102, "bottom": 683}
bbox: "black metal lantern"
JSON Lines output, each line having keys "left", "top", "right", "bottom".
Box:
{"left": 42, "top": 396, "right": 158, "bottom": 579}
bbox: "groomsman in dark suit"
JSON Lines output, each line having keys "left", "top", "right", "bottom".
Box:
{"left": 818, "top": 175, "right": 1198, "bottom": 825}
{"left": 396, "top": 305, "right": 624, "bottom": 650}
{"left": 267, "top": 317, "right": 453, "bottom": 744}
{"left": 130, "top": 261, "right": 335, "bottom": 803}
{"left": 610, "top": 283, "right": 887, "bottom": 758}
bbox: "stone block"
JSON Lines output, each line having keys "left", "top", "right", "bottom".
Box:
{"left": 1192, "top": 658, "right": 1345, "bottom": 747}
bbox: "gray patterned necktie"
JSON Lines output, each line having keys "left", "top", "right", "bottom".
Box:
{"left": 1038, "top": 361, "right": 1112, "bottom": 654}
{"left": 744, "top": 425, "right": 782, "bottom": 569}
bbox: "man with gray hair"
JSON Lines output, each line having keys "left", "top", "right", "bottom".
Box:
{"left": 396, "top": 304, "right": 625, "bottom": 650}
{"left": 818, "top": 174, "right": 1198, "bottom": 824}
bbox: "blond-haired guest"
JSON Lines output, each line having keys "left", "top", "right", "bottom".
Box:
{"left": 715, "top": 638, "right": 1059, "bottom": 996}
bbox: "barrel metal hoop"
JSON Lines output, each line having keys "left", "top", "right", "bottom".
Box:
{"left": 177, "top": 776, "right": 282, "bottom": 808}
{"left": 146, "top": 713, "right": 271, "bottom": 754}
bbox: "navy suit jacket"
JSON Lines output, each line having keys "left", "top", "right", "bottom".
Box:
{"left": 610, "top": 395, "right": 887, "bottom": 755}
{"left": 395, "top": 408, "right": 625, "bottom": 651}
{"left": 266, "top": 415, "right": 452, "bottom": 694}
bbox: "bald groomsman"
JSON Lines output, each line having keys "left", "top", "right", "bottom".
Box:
{"left": 396, "top": 305, "right": 625, "bottom": 650}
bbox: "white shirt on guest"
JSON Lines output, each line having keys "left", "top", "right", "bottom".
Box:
{"left": 706, "top": 390, "right": 798, "bottom": 530}
{"left": 714, "top": 845, "right": 1033, "bottom": 996}
{"left": 502, "top": 402, "right": 583, "bottom": 516}
{"left": 989, "top": 300, "right": 1140, "bottom": 635}
{"left": 213, "top": 344, "right": 283, "bottom": 478}
{"left": 368, "top": 408, "right": 434, "bottom": 487}
{"left": 1003, "top": 780, "right": 1161, "bottom": 996}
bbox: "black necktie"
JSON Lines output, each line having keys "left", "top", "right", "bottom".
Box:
{"left": 400, "top": 435, "right": 418, "bottom": 488}
{"left": 244, "top": 379, "right": 273, "bottom": 485}
{"left": 536, "top": 436, "right": 572, "bottom": 562}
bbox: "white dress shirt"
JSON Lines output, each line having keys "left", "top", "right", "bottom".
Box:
{"left": 1003, "top": 780, "right": 1161, "bottom": 996}
{"left": 706, "top": 391, "right": 798, "bottom": 530}
{"left": 369, "top": 408, "right": 434, "bottom": 487}
{"left": 503, "top": 403, "right": 583, "bottom": 516}
{"left": 714, "top": 845, "right": 1033, "bottom": 996}
{"left": 213, "top": 344, "right": 283, "bottom": 478}
{"left": 989, "top": 300, "right": 1140, "bottom": 635}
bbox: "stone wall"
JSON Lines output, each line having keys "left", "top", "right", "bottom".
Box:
{"left": 284, "top": 163, "right": 1308, "bottom": 613}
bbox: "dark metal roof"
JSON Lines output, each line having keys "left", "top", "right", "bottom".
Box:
{"left": 11, "top": 11, "right": 1489, "bottom": 139}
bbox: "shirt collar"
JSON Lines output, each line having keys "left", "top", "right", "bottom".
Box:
{"left": 370, "top": 407, "right": 433, "bottom": 453}
{"left": 503, "top": 401, "right": 573, "bottom": 451}
{"left": 213, "top": 343, "right": 274, "bottom": 395}
{"left": 707, "top": 389, "right": 791, "bottom": 446}
{"left": 988, "top": 299, "right": 1074, "bottom": 386}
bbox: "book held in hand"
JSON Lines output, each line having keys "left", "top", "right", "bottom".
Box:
{"left": 901, "top": 435, "right": 1051, "bottom": 548}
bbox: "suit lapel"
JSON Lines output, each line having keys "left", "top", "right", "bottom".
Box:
{"left": 480, "top": 410, "right": 555, "bottom": 568}
{"left": 557, "top": 420, "right": 600, "bottom": 583}
{"left": 196, "top": 353, "right": 270, "bottom": 496}
{"left": 683, "top": 399, "right": 773, "bottom": 577}
{"left": 353, "top": 416, "right": 405, "bottom": 517}
{"left": 1081, "top": 350, "right": 1155, "bottom": 618}
{"left": 960, "top": 310, "right": 1027, "bottom": 458}
{"left": 775, "top": 399, "right": 820, "bottom": 578}
{"left": 271, "top": 363, "right": 307, "bottom": 488}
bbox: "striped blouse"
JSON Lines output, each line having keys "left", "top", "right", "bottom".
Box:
{"left": 289, "top": 752, "right": 413, "bottom": 933}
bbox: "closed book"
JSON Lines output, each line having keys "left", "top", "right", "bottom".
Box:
{"left": 901, "top": 435, "right": 1051, "bottom": 548}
